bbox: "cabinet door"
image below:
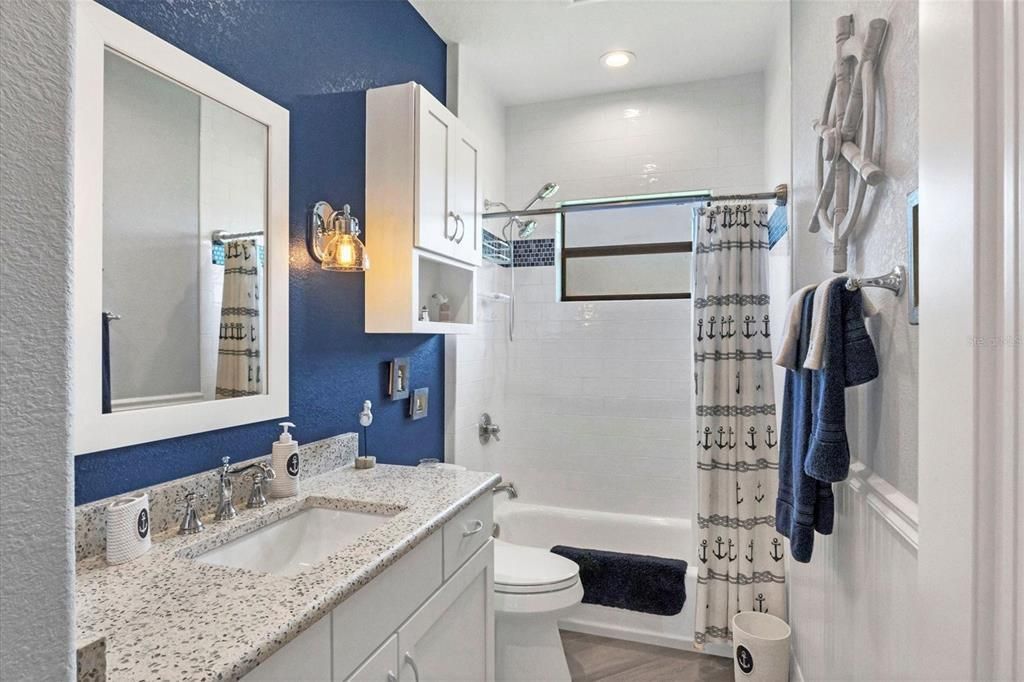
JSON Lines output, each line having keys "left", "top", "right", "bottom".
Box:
{"left": 449, "top": 125, "right": 482, "bottom": 266}
{"left": 415, "top": 91, "right": 457, "bottom": 259}
{"left": 397, "top": 541, "right": 494, "bottom": 682}
{"left": 346, "top": 635, "right": 399, "bottom": 682}
{"left": 242, "top": 614, "right": 332, "bottom": 681}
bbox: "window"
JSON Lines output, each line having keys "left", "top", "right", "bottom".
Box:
{"left": 559, "top": 192, "right": 708, "bottom": 301}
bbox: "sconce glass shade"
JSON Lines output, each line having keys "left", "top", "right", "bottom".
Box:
{"left": 309, "top": 202, "right": 369, "bottom": 272}
{"left": 321, "top": 231, "right": 367, "bottom": 271}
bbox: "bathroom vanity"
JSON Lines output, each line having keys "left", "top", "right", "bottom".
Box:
{"left": 74, "top": 443, "right": 498, "bottom": 681}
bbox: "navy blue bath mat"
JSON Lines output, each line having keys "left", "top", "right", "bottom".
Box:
{"left": 550, "top": 545, "right": 687, "bottom": 616}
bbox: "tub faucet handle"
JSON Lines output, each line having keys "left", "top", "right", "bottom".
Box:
{"left": 479, "top": 413, "right": 501, "bottom": 444}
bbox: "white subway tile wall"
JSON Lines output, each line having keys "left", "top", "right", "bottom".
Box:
{"left": 452, "top": 74, "right": 766, "bottom": 519}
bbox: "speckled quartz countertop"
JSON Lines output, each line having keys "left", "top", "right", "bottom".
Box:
{"left": 75, "top": 463, "right": 500, "bottom": 681}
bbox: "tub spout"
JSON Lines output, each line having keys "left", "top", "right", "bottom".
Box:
{"left": 494, "top": 482, "right": 518, "bottom": 499}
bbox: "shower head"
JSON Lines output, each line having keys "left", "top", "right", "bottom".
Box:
{"left": 516, "top": 219, "right": 537, "bottom": 239}
{"left": 522, "top": 182, "right": 560, "bottom": 211}
{"left": 536, "top": 182, "right": 559, "bottom": 201}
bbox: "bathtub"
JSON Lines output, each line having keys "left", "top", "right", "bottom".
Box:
{"left": 493, "top": 501, "right": 701, "bottom": 652}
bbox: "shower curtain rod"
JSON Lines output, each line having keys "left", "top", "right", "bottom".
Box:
{"left": 212, "top": 229, "right": 265, "bottom": 244}
{"left": 482, "top": 184, "right": 788, "bottom": 220}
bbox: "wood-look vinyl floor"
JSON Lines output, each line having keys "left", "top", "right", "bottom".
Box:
{"left": 560, "top": 631, "right": 734, "bottom": 682}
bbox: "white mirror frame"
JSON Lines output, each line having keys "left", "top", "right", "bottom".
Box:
{"left": 72, "top": 1, "right": 289, "bottom": 454}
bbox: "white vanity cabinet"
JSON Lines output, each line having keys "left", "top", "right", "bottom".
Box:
{"left": 365, "top": 82, "right": 482, "bottom": 335}
{"left": 242, "top": 495, "right": 494, "bottom": 682}
{"left": 396, "top": 544, "right": 493, "bottom": 681}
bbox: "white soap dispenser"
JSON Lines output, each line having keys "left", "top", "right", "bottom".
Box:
{"left": 270, "top": 421, "right": 299, "bottom": 497}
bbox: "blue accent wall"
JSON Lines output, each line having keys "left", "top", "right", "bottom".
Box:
{"left": 75, "top": 0, "right": 448, "bottom": 505}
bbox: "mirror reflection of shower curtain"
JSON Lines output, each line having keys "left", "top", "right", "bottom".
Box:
{"left": 215, "top": 240, "right": 262, "bottom": 399}
{"left": 692, "top": 204, "right": 787, "bottom": 648}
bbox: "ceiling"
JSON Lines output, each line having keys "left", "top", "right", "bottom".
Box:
{"left": 411, "top": 0, "right": 787, "bottom": 106}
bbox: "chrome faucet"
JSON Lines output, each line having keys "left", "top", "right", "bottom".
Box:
{"left": 216, "top": 456, "right": 277, "bottom": 521}
{"left": 493, "top": 481, "right": 518, "bottom": 499}
{"left": 216, "top": 457, "right": 237, "bottom": 521}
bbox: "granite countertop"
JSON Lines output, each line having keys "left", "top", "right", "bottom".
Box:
{"left": 75, "top": 463, "right": 500, "bottom": 681}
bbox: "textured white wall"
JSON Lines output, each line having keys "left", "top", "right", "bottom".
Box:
{"left": 788, "top": 2, "right": 919, "bottom": 680}
{"left": 0, "top": 0, "right": 76, "bottom": 679}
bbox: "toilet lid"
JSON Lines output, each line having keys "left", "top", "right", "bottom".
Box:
{"left": 494, "top": 540, "right": 580, "bottom": 594}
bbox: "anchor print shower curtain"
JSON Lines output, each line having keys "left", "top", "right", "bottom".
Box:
{"left": 692, "top": 204, "right": 786, "bottom": 647}
{"left": 215, "top": 239, "right": 263, "bottom": 399}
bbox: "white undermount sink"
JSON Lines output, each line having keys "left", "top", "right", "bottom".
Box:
{"left": 195, "top": 506, "right": 394, "bottom": 578}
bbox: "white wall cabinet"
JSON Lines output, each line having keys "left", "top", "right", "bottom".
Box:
{"left": 366, "top": 82, "right": 482, "bottom": 334}
{"left": 242, "top": 496, "right": 494, "bottom": 681}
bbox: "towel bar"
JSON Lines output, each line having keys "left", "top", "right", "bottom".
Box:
{"left": 845, "top": 265, "right": 905, "bottom": 295}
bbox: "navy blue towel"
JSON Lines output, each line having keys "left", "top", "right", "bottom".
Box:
{"left": 550, "top": 545, "right": 687, "bottom": 616}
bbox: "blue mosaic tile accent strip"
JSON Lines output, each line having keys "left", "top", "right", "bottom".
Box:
{"left": 482, "top": 229, "right": 511, "bottom": 265}
{"left": 510, "top": 238, "right": 555, "bottom": 267}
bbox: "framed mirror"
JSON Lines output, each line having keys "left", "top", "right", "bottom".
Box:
{"left": 73, "top": 1, "right": 289, "bottom": 454}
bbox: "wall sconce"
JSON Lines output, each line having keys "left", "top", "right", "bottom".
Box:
{"left": 307, "top": 201, "right": 369, "bottom": 271}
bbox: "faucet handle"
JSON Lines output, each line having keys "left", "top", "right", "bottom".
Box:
{"left": 178, "top": 491, "right": 204, "bottom": 535}
{"left": 247, "top": 469, "right": 271, "bottom": 509}
{"left": 221, "top": 456, "right": 231, "bottom": 467}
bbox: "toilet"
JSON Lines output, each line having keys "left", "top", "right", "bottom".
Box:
{"left": 494, "top": 540, "right": 583, "bottom": 682}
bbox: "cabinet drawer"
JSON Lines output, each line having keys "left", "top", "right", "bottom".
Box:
{"left": 333, "top": 531, "right": 443, "bottom": 680}
{"left": 442, "top": 493, "right": 493, "bottom": 580}
{"left": 346, "top": 634, "right": 398, "bottom": 682}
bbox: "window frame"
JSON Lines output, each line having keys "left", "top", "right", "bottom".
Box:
{"left": 557, "top": 191, "right": 709, "bottom": 302}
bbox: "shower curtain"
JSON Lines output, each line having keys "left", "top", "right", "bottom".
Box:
{"left": 692, "top": 203, "right": 786, "bottom": 647}
{"left": 215, "top": 239, "right": 263, "bottom": 399}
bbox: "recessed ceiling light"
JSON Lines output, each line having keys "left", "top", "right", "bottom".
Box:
{"left": 600, "top": 51, "right": 635, "bottom": 69}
